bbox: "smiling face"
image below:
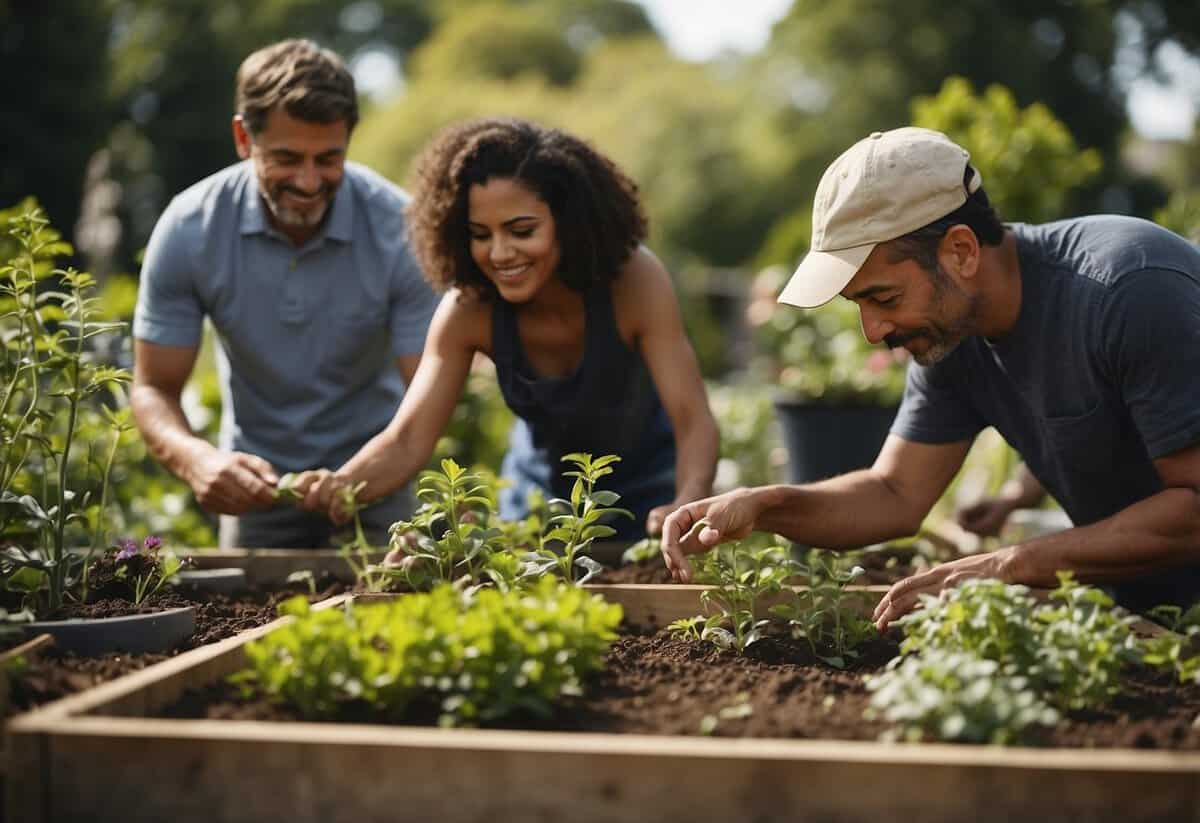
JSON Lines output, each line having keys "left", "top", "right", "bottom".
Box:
{"left": 841, "top": 242, "right": 982, "bottom": 366}
{"left": 233, "top": 107, "right": 349, "bottom": 245}
{"left": 467, "top": 177, "right": 562, "bottom": 303}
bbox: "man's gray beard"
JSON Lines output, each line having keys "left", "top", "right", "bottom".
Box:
{"left": 265, "top": 197, "right": 328, "bottom": 229}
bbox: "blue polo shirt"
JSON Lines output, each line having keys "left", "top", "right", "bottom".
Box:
{"left": 134, "top": 160, "right": 439, "bottom": 479}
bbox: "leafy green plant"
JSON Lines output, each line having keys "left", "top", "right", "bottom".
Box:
{"left": 876, "top": 573, "right": 1200, "bottom": 743}
{"left": 386, "top": 458, "right": 510, "bottom": 591}
{"left": 0, "top": 205, "right": 130, "bottom": 615}
{"left": 770, "top": 549, "right": 875, "bottom": 667}
{"left": 1031, "top": 574, "right": 1143, "bottom": 709}
{"left": 865, "top": 649, "right": 1059, "bottom": 745}
{"left": 897, "top": 578, "right": 1043, "bottom": 670}
{"left": 520, "top": 453, "right": 632, "bottom": 585}
{"left": 693, "top": 543, "right": 794, "bottom": 652}
{"left": 233, "top": 575, "right": 622, "bottom": 726}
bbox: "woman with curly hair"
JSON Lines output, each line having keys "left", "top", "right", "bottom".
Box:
{"left": 295, "top": 117, "right": 718, "bottom": 544}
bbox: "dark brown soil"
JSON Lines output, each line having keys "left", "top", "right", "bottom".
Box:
{"left": 590, "top": 544, "right": 928, "bottom": 586}
{"left": 592, "top": 559, "right": 675, "bottom": 584}
{"left": 157, "top": 623, "right": 1200, "bottom": 749}
{"left": 5, "top": 573, "right": 347, "bottom": 717}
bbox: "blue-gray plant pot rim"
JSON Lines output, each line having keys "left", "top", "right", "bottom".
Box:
{"left": 176, "top": 567, "right": 248, "bottom": 594}
{"left": 21, "top": 605, "right": 196, "bottom": 656}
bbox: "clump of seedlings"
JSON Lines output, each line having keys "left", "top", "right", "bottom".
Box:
{"left": 866, "top": 649, "right": 1061, "bottom": 745}
{"left": 233, "top": 575, "right": 622, "bottom": 727}
{"left": 385, "top": 459, "right": 512, "bottom": 592}
{"left": 866, "top": 573, "right": 1200, "bottom": 744}
{"left": 669, "top": 543, "right": 875, "bottom": 663}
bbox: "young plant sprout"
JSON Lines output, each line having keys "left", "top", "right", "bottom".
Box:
{"left": 520, "top": 454, "right": 633, "bottom": 585}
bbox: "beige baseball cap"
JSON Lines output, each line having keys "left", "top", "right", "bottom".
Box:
{"left": 777, "top": 127, "right": 981, "bottom": 308}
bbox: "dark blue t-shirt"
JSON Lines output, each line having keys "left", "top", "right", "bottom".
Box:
{"left": 891, "top": 216, "right": 1200, "bottom": 608}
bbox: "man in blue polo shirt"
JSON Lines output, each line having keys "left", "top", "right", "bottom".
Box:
{"left": 661, "top": 127, "right": 1200, "bottom": 626}
{"left": 131, "top": 39, "right": 438, "bottom": 548}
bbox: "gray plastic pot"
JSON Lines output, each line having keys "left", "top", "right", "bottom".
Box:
{"left": 176, "top": 567, "right": 248, "bottom": 595}
{"left": 21, "top": 606, "right": 196, "bottom": 655}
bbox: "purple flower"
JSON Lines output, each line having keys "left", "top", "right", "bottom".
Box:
{"left": 142, "top": 535, "right": 162, "bottom": 553}
{"left": 114, "top": 539, "right": 139, "bottom": 562}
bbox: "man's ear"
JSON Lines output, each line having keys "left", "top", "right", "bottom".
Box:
{"left": 938, "top": 224, "right": 981, "bottom": 281}
{"left": 232, "top": 115, "right": 252, "bottom": 160}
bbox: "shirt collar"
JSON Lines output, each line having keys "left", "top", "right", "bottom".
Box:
{"left": 237, "top": 161, "right": 355, "bottom": 245}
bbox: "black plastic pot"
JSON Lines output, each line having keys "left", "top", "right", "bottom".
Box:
{"left": 773, "top": 398, "right": 899, "bottom": 484}
{"left": 21, "top": 606, "right": 196, "bottom": 656}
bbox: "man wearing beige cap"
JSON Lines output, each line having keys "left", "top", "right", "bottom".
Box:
{"left": 662, "top": 126, "right": 1200, "bottom": 628}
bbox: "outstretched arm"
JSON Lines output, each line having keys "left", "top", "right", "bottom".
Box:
{"left": 294, "top": 291, "right": 481, "bottom": 520}
{"left": 874, "top": 441, "right": 1200, "bottom": 628}
{"left": 660, "top": 435, "right": 972, "bottom": 581}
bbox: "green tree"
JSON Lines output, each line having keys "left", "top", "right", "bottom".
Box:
{"left": 912, "top": 77, "right": 1103, "bottom": 223}
{"left": 409, "top": 4, "right": 582, "bottom": 86}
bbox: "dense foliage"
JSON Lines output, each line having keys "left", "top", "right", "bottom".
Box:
{"left": 235, "top": 575, "right": 622, "bottom": 726}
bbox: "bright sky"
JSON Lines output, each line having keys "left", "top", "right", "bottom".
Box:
{"left": 633, "top": 0, "right": 792, "bottom": 61}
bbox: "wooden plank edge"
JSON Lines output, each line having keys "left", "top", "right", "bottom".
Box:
{"left": 27, "top": 714, "right": 1200, "bottom": 773}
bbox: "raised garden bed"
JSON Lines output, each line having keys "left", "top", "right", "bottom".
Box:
{"left": 9, "top": 584, "right": 1200, "bottom": 823}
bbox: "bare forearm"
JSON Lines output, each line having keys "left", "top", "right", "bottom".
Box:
{"left": 751, "top": 470, "right": 924, "bottom": 549}
{"left": 1007, "top": 487, "right": 1200, "bottom": 586}
{"left": 336, "top": 427, "right": 431, "bottom": 505}
{"left": 130, "top": 384, "right": 214, "bottom": 484}
{"left": 673, "top": 413, "right": 718, "bottom": 501}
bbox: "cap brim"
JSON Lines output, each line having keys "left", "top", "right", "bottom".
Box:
{"left": 777, "top": 244, "right": 875, "bottom": 308}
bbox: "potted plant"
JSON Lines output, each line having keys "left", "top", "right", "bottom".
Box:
{"left": 747, "top": 264, "right": 907, "bottom": 484}
{"left": 0, "top": 203, "right": 194, "bottom": 654}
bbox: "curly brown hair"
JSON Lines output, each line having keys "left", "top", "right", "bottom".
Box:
{"left": 405, "top": 118, "right": 648, "bottom": 297}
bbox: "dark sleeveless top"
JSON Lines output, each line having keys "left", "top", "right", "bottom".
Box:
{"left": 491, "top": 285, "right": 676, "bottom": 539}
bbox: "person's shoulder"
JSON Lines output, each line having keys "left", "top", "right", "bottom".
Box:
{"left": 613, "top": 246, "right": 671, "bottom": 296}
{"left": 344, "top": 162, "right": 410, "bottom": 211}
{"left": 165, "top": 162, "right": 253, "bottom": 221}
{"left": 1019, "top": 216, "right": 1200, "bottom": 288}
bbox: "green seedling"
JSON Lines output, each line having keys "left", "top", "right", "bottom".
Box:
{"left": 769, "top": 549, "right": 874, "bottom": 668}
{"left": 520, "top": 453, "right": 632, "bottom": 585}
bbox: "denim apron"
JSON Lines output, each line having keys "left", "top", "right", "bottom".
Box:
{"left": 491, "top": 285, "right": 676, "bottom": 540}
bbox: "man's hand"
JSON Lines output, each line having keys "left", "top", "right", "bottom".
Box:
{"left": 871, "top": 546, "right": 1018, "bottom": 631}
{"left": 188, "top": 449, "right": 278, "bottom": 514}
{"left": 659, "top": 488, "right": 765, "bottom": 583}
{"left": 289, "top": 469, "right": 353, "bottom": 525}
{"left": 645, "top": 490, "right": 708, "bottom": 537}
{"left": 956, "top": 497, "right": 1017, "bottom": 537}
